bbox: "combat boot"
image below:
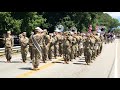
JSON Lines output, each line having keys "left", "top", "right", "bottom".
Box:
{"left": 7, "top": 59, "right": 11, "bottom": 63}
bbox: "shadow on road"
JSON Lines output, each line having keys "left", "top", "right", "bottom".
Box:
{"left": 11, "top": 61, "right": 23, "bottom": 63}
{"left": 0, "top": 61, "right": 6, "bottom": 63}
{"left": 79, "top": 58, "right": 85, "bottom": 60}
{"left": 73, "top": 62, "right": 86, "bottom": 65}
{"left": 0, "top": 61, "right": 22, "bottom": 63}
{"left": 78, "top": 60, "right": 85, "bottom": 62}
{"left": 19, "top": 67, "right": 32, "bottom": 70}
{"left": 52, "top": 61, "right": 63, "bottom": 63}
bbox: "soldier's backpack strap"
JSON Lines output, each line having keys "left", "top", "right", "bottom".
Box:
{"left": 31, "top": 34, "right": 42, "bottom": 54}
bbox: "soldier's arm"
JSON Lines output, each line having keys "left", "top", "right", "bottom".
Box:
{"left": 29, "top": 36, "right": 33, "bottom": 46}
{"left": 3, "top": 37, "right": 6, "bottom": 44}
{"left": 19, "top": 36, "right": 23, "bottom": 45}
{"left": 72, "top": 38, "right": 76, "bottom": 44}
{"left": 11, "top": 36, "right": 14, "bottom": 47}
{"left": 46, "top": 36, "right": 51, "bottom": 47}
{"left": 26, "top": 37, "right": 29, "bottom": 44}
{"left": 83, "top": 41, "right": 85, "bottom": 48}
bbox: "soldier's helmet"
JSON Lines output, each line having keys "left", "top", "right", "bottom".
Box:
{"left": 64, "top": 31, "right": 69, "bottom": 36}
{"left": 63, "top": 31, "right": 66, "bottom": 35}
{"left": 70, "top": 31, "right": 74, "bottom": 35}
{"left": 43, "top": 29, "right": 48, "bottom": 34}
{"left": 22, "top": 32, "right": 26, "bottom": 36}
{"left": 90, "top": 33, "right": 93, "bottom": 37}
{"left": 96, "top": 33, "right": 98, "bottom": 36}
{"left": 77, "top": 32, "right": 80, "bottom": 35}
{"left": 86, "top": 33, "right": 90, "bottom": 37}
{"left": 7, "top": 31, "right": 11, "bottom": 34}
{"left": 19, "top": 34, "right": 23, "bottom": 38}
{"left": 31, "top": 32, "right": 34, "bottom": 35}
{"left": 35, "top": 27, "right": 43, "bottom": 33}
{"left": 92, "top": 30, "right": 97, "bottom": 35}
{"left": 74, "top": 32, "right": 77, "bottom": 35}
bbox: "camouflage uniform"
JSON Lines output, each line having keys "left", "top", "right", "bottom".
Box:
{"left": 53, "top": 34, "right": 58, "bottom": 59}
{"left": 83, "top": 35, "right": 92, "bottom": 65}
{"left": 67, "top": 33, "right": 73, "bottom": 61}
{"left": 71, "top": 35, "right": 77, "bottom": 60}
{"left": 78, "top": 35, "right": 84, "bottom": 57}
{"left": 4, "top": 31, "right": 14, "bottom": 63}
{"left": 94, "top": 35, "right": 100, "bottom": 57}
{"left": 89, "top": 35, "right": 96, "bottom": 60}
{"left": 63, "top": 32, "right": 71, "bottom": 64}
{"left": 48, "top": 34, "right": 54, "bottom": 60}
{"left": 57, "top": 33, "right": 63, "bottom": 57}
{"left": 19, "top": 32, "right": 29, "bottom": 63}
{"left": 75, "top": 34, "right": 80, "bottom": 57}
{"left": 99, "top": 35, "right": 104, "bottom": 53}
{"left": 29, "top": 33, "right": 34, "bottom": 60}
{"left": 29, "top": 28, "right": 43, "bottom": 70}
{"left": 42, "top": 30, "right": 50, "bottom": 63}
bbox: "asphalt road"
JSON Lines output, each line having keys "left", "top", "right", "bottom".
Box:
{"left": 0, "top": 39, "right": 119, "bottom": 78}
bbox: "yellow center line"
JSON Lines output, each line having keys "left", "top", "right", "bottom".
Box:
{"left": 16, "top": 57, "right": 63, "bottom": 78}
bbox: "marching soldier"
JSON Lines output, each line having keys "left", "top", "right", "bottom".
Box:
{"left": 71, "top": 32, "right": 77, "bottom": 60}
{"left": 56, "top": 31, "right": 63, "bottom": 57}
{"left": 63, "top": 32, "right": 71, "bottom": 64}
{"left": 74, "top": 32, "right": 80, "bottom": 57}
{"left": 83, "top": 33, "right": 92, "bottom": 65}
{"left": 99, "top": 34, "right": 104, "bottom": 53}
{"left": 104, "top": 32, "right": 108, "bottom": 44}
{"left": 19, "top": 33, "right": 23, "bottom": 40}
{"left": 89, "top": 33, "right": 96, "bottom": 61}
{"left": 42, "top": 29, "right": 50, "bottom": 63}
{"left": 48, "top": 33, "right": 54, "bottom": 61}
{"left": 29, "top": 31, "right": 34, "bottom": 60}
{"left": 4, "top": 31, "right": 14, "bottom": 63}
{"left": 94, "top": 33, "right": 101, "bottom": 56}
{"left": 29, "top": 27, "right": 43, "bottom": 70}
{"left": 78, "top": 33, "right": 84, "bottom": 58}
{"left": 53, "top": 31, "right": 59, "bottom": 59}
{"left": 19, "top": 32, "right": 29, "bottom": 63}
{"left": 96, "top": 33, "right": 102, "bottom": 55}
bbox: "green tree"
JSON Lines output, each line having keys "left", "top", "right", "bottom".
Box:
{"left": 0, "top": 12, "right": 22, "bottom": 35}
{"left": 20, "top": 12, "right": 47, "bottom": 36}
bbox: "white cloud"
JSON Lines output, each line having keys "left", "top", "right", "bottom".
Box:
{"left": 104, "top": 12, "right": 120, "bottom": 18}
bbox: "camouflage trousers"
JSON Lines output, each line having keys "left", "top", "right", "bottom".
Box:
{"left": 5, "top": 47, "right": 12, "bottom": 61}
{"left": 42, "top": 46, "right": 48, "bottom": 63}
{"left": 84, "top": 48, "right": 92, "bottom": 64}
{"left": 54, "top": 44, "right": 57, "bottom": 59}
{"left": 71, "top": 45, "right": 76, "bottom": 59}
{"left": 63, "top": 47, "right": 71, "bottom": 62}
{"left": 78, "top": 43, "right": 84, "bottom": 56}
{"left": 91, "top": 49, "right": 96, "bottom": 60}
{"left": 29, "top": 46, "right": 33, "bottom": 60}
{"left": 21, "top": 47, "right": 28, "bottom": 62}
{"left": 58, "top": 43, "right": 63, "bottom": 56}
{"left": 31, "top": 47, "right": 41, "bottom": 68}
{"left": 100, "top": 44, "right": 103, "bottom": 53}
{"left": 48, "top": 45, "right": 53, "bottom": 60}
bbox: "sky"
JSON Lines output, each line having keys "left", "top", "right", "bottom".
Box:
{"left": 104, "top": 12, "right": 120, "bottom": 22}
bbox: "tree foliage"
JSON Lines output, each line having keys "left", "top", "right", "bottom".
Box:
{"left": 0, "top": 12, "right": 120, "bottom": 36}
